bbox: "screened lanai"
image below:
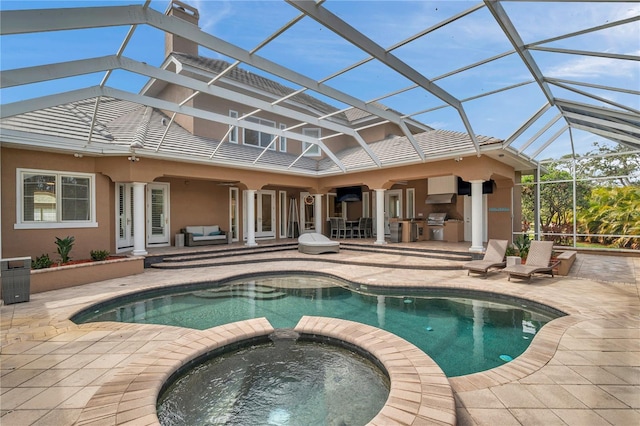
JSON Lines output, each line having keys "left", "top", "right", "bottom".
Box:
{"left": 1, "top": 0, "right": 638, "bottom": 250}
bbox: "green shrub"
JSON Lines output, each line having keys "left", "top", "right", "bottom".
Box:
{"left": 55, "top": 236, "right": 75, "bottom": 264}
{"left": 90, "top": 250, "right": 110, "bottom": 261}
{"left": 32, "top": 254, "right": 53, "bottom": 269}
{"left": 513, "top": 234, "right": 531, "bottom": 259}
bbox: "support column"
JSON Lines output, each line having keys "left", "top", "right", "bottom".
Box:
{"left": 375, "top": 189, "right": 386, "bottom": 245}
{"left": 132, "top": 182, "right": 148, "bottom": 256}
{"left": 245, "top": 189, "right": 258, "bottom": 246}
{"left": 470, "top": 180, "right": 484, "bottom": 253}
{"left": 313, "top": 194, "right": 322, "bottom": 234}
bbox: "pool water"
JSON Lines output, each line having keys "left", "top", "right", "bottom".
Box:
{"left": 156, "top": 340, "right": 389, "bottom": 426}
{"left": 75, "top": 275, "right": 561, "bottom": 376}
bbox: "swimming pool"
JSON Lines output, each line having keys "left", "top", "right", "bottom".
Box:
{"left": 73, "top": 273, "right": 565, "bottom": 377}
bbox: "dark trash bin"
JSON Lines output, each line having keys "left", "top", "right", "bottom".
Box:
{"left": 1, "top": 257, "right": 31, "bottom": 305}
{"left": 390, "top": 222, "right": 402, "bottom": 243}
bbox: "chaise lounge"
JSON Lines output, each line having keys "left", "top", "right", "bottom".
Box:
{"left": 298, "top": 233, "right": 340, "bottom": 254}
{"left": 462, "top": 239, "right": 508, "bottom": 277}
{"left": 182, "top": 225, "right": 229, "bottom": 246}
{"left": 503, "top": 240, "right": 559, "bottom": 281}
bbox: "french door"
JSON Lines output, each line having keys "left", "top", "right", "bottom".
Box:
{"left": 384, "top": 189, "right": 403, "bottom": 236}
{"left": 116, "top": 183, "right": 134, "bottom": 251}
{"left": 147, "top": 183, "right": 170, "bottom": 246}
{"left": 243, "top": 190, "right": 276, "bottom": 239}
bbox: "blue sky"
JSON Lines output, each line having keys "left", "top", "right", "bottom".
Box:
{"left": 1, "top": 0, "right": 638, "bottom": 160}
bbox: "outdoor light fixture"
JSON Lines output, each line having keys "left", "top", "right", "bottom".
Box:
{"left": 127, "top": 155, "right": 140, "bottom": 162}
{"left": 73, "top": 153, "right": 83, "bottom": 158}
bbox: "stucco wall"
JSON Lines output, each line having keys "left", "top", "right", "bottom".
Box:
{"left": 2, "top": 148, "right": 114, "bottom": 260}
{"left": 158, "top": 177, "right": 231, "bottom": 242}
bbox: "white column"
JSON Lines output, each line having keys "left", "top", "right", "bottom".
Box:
{"left": 245, "top": 189, "right": 258, "bottom": 246}
{"left": 314, "top": 193, "right": 322, "bottom": 234}
{"left": 470, "top": 180, "right": 484, "bottom": 253}
{"left": 375, "top": 189, "right": 386, "bottom": 245}
{"left": 132, "top": 182, "right": 148, "bottom": 256}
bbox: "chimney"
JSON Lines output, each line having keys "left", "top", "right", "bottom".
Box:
{"left": 165, "top": 1, "right": 200, "bottom": 58}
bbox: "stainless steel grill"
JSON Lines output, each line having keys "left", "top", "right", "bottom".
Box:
{"left": 427, "top": 212, "right": 447, "bottom": 226}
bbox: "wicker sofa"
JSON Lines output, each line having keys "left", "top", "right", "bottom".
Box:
{"left": 182, "top": 225, "right": 229, "bottom": 246}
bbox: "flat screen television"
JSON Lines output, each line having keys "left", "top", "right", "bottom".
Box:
{"left": 336, "top": 186, "right": 362, "bottom": 202}
{"left": 457, "top": 178, "right": 494, "bottom": 195}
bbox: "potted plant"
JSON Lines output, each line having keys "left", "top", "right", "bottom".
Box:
{"left": 513, "top": 234, "right": 531, "bottom": 262}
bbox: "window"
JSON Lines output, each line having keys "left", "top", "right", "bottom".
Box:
{"left": 302, "top": 128, "right": 321, "bottom": 156}
{"left": 17, "top": 169, "right": 96, "bottom": 229}
{"left": 244, "top": 116, "right": 276, "bottom": 149}
{"left": 279, "top": 123, "right": 287, "bottom": 152}
{"left": 229, "top": 110, "right": 238, "bottom": 143}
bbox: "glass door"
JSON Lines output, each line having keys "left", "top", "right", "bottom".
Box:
{"left": 256, "top": 191, "right": 275, "bottom": 238}
{"left": 116, "top": 183, "right": 134, "bottom": 251}
{"left": 384, "top": 189, "right": 403, "bottom": 236}
{"left": 244, "top": 190, "right": 276, "bottom": 239}
{"left": 230, "top": 187, "right": 239, "bottom": 242}
{"left": 147, "top": 183, "right": 170, "bottom": 245}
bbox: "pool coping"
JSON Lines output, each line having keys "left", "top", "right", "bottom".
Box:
{"left": 75, "top": 316, "right": 456, "bottom": 426}
{"left": 2, "top": 268, "right": 599, "bottom": 426}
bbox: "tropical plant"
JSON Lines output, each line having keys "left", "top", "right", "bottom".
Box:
{"left": 90, "top": 250, "right": 110, "bottom": 261}
{"left": 55, "top": 236, "right": 75, "bottom": 264}
{"left": 513, "top": 234, "right": 531, "bottom": 259}
{"left": 578, "top": 186, "right": 640, "bottom": 249}
{"left": 32, "top": 253, "right": 53, "bottom": 269}
{"left": 505, "top": 245, "right": 517, "bottom": 257}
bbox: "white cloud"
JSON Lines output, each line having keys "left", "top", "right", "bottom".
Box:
{"left": 546, "top": 50, "right": 640, "bottom": 79}
{"left": 191, "top": 0, "right": 234, "bottom": 34}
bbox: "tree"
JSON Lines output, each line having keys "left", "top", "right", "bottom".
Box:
{"left": 576, "top": 142, "right": 640, "bottom": 186}
{"left": 520, "top": 142, "right": 639, "bottom": 249}
{"left": 521, "top": 164, "right": 590, "bottom": 244}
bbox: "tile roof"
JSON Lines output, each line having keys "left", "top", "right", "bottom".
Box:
{"left": 1, "top": 95, "right": 502, "bottom": 175}
{"left": 173, "top": 53, "right": 351, "bottom": 123}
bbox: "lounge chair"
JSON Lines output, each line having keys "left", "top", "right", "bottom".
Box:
{"left": 298, "top": 233, "right": 340, "bottom": 254}
{"left": 503, "top": 240, "right": 558, "bottom": 281}
{"left": 462, "top": 239, "right": 508, "bottom": 276}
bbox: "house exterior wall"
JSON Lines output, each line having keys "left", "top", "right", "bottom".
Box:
{"left": 1, "top": 143, "right": 517, "bottom": 259}
{"left": 487, "top": 179, "right": 514, "bottom": 242}
{"left": 157, "top": 177, "right": 230, "bottom": 241}
{"left": 2, "top": 148, "right": 114, "bottom": 260}
{"left": 156, "top": 83, "right": 195, "bottom": 133}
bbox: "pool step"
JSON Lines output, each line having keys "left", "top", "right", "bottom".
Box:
{"left": 193, "top": 284, "right": 287, "bottom": 300}
{"left": 147, "top": 241, "right": 472, "bottom": 270}
{"left": 340, "top": 243, "right": 472, "bottom": 261}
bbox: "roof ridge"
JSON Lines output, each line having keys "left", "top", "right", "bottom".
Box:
{"left": 131, "top": 106, "right": 152, "bottom": 148}
{"left": 62, "top": 102, "right": 113, "bottom": 140}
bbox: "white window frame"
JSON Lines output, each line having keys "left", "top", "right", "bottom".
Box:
{"left": 229, "top": 110, "right": 238, "bottom": 143}
{"left": 302, "top": 128, "right": 321, "bottom": 157}
{"left": 15, "top": 168, "right": 97, "bottom": 229}
{"left": 243, "top": 116, "right": 276, "bottom": 149}
{"left": 279, "top": 190, "right": 287, "bottom": 238}
{"left": 279, "top": 123, "right": 287, "bottom": 152}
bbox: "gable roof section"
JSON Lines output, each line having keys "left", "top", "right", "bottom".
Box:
{"left": 171, "top": 53, "right": 350, "bottom": 122}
